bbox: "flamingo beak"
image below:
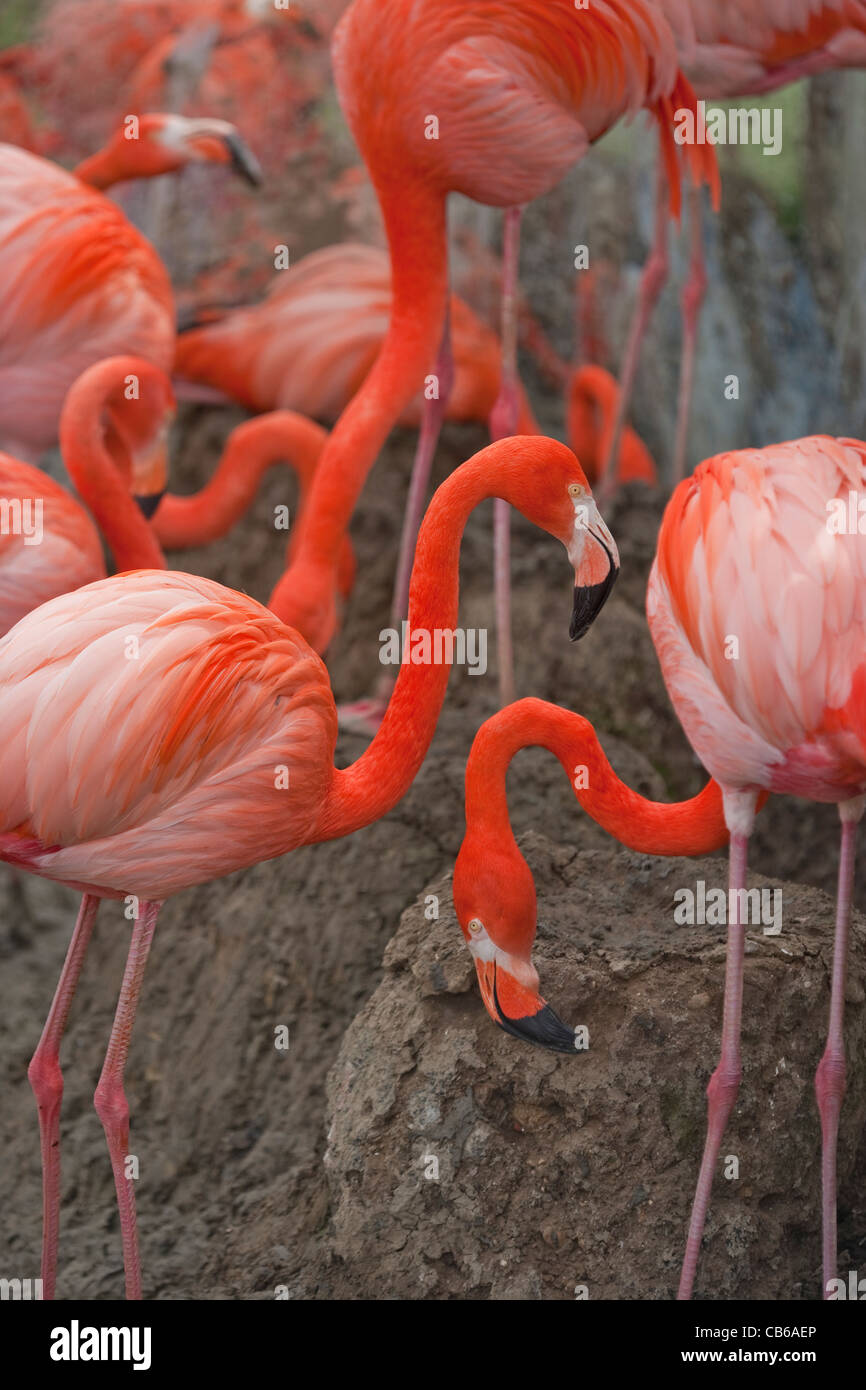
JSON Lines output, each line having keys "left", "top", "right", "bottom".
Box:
{"left": 221, "top": 131, "right": 263, "bottom": 187}
{"left": 570, "top": 537, "right": 618, "bottom": 640}
{"left": 474, "top": 959, "right": 578, "bottom": 1055}
{"left": 134, "top": 490, "right": 166, "bottom": 520}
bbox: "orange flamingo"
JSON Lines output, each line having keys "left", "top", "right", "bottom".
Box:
{"left": 602, "top": 0, "right": 866, "bottom": 488}
{"left": 0, "top": 360, "right": 172, "bottom": 635}
{"left": 0, "top": 117, "right": 259, "bottom": 460}
{"left": 0, "top": 354, "right": 353, "bottom": 631}
{"left": 175, "top": 243, "right": 654, "bottom": 729}
{"left": 0, "top": 435, "right": 617, "bottom": 1299}
{"left": 272, "top": 0, "right": 717, "bottom": 681}
{"left": 456, "top": 435, "right": 866, "bottom": 1301}
{"left": 454, "top": 700, "right": 730, "bottom": 1048}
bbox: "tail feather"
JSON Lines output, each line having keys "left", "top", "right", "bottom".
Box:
{"left": 655, "top": 72, "right": 721, "bottom": 222}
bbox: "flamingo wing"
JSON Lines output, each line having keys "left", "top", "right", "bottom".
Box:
{"left": 0, "top": 570, "right": 338, "bottom": 899}
{"left": 648, "top": 437, "right": 866, "bottom": 795}
{"left": 0, "top": 146, "right": 174, "bottom": 455}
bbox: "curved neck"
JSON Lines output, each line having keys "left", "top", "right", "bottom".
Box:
{"left": 466, "top": 698, "right": 729, "bottom": 857}
{"left": 313, "top": 442, "right": 537, "bottom": 841}
{"left": 74, "top": 147, "right": 122, "bottom": 190}
{"left": 153, "top": 412, "right": 328, "bottom": 549}
{"left": 276, "top": 181, "right": 449, "bottom": 598}
{"left": 60, "top": 379, "right": 166, "bottom": 573}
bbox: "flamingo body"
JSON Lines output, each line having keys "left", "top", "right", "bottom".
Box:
{"left": 0, "top": 456, "right": 105, "bottom": 635}
{"left": 666, "top": 0, "right": 866, "bottom": 95}
{"left": 0, "top": 145, "right": 173, "bottom": 457}
{"left": 174, "top": 243, "right": 503, "bottom": 425}
{"left": 0, "top": 570, "right": 337, "bottom": 901}
{"left": 648, "top": 436, "right": 866, "bottom": 802}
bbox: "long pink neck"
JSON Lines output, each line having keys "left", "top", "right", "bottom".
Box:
{"left": 60, "top": 371, "right": 166, "bottom": 572}
{"left": 270, "top": 182, "right": 449, "bottom": 629}
{"left": 466, "top": 698, "right": 729, "bottom": 856}
{"left": 153, "top": 412, "right": 328, "bottom": 549}
{"left": 314, "top": 443, "right": 537, "bottom": 841}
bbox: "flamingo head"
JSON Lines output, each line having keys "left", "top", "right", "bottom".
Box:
{"left": 453, "top": 833, "right": 578, "bottom": 1054}
{"left": 92, "top": 114, "right": 263, "bottom": 186}
{"left": 564, "top": 479, "right": 619, "bottom": 641}
{"left": 493, "top": 439, "right": 620, "bottom": 641}
{"left": 101, "top": 362, "right": 176, "bottom": 518}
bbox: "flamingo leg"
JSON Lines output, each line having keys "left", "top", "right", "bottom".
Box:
{"left": 489, "top": 205, "right": 523, "bottom": 709}
{"left": 389, "top": 307, "right": 456, "bottom": 637}
{"left": 337, "top": 310, "right": 455, "bottom": 736}
{"left": 678, "top": 804, "right": 755, "bottom": 1300}
{"left": 816, "top": 798, "right": 863, "bottom": 1297}
{"left": 28, "top": 892, "right": 100, "bottom": 1300}
{"left": 598, "top": 161, "right": 669, "bottom": 500}
{"left": 93, "top": 900, "right": 160, "bottom": 1302}
{"left": 671, "top": 187, "right": 706, "bottom": 486}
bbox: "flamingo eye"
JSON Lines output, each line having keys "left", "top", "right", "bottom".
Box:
{"left": 468, "top": 917, "right": 483, "bottom": 935}
{"left": 568, "top": 482, "right": 586, "bottom": 499}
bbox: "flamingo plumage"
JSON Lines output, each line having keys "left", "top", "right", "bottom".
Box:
{"left": 1, "top": 435, "right": 618, "bottom": 1299}
{"left": 455, "top": 435, "right": 866, "bottom": 1300}
{"left": 270, "top": 0, "right": 718, "bottom": 661}
{"left": 602, "top": 0, "right": 866, "bottom": 488}
{"left": 0, "top": 118, "right": 259, "bottom": 459}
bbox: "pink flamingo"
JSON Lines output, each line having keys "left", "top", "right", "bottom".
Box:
{"left": 0, "top": 116, "right": 259, "bottom": 460}
{"left": 455, "top": 434, "right": 865, "bottom": 1299}
{"left": 1, "top": 435, "right": 618, "bottom": 1299}
{"left": 601, "top": 0, "right": 866, "bottom": 488}
{"left": 648, "top": 434, "right": 866, "bottom": 1298}
{"left": 273, "top": 0, "right": 717, "bottom": 672}
{"left": 0, "top": 354, "right": 354, "bottom": 632}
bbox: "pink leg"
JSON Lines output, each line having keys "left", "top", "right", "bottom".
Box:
{"left": 816, "top": 799, "right": 863, "bottom": 1298}
{"left": 93, "top": 900, "right": 160, "bottom": 1301}
{"left": 598, "top": 161, "right": 670, "bottom": 501}
{"left": 672, "top": 187, "right": 707, "bottom": 486}
{"left": 678, "top": 793, "right": 756, "bottom": 1300}
{"left": 489, "top": 206, "right": 523, "bottom": 708}
{"left": 28, "top": 893, "right": 100, "bottom": 1300}
{"left": 337, "top": 312, "right": 455, "bottom": 736}
{"left": 389, "top": 308, "right": 456, "bottom": 634}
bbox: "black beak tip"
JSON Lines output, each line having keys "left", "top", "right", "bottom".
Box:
{"left": 494, "top": 1003, "right": 579, "bottom": 1055}
{"left": 570, "top": 565, "right": 619, "bottom": 642}
{"left": 224, "top": 135, "right": 263, "bottom": 187}
{"left": 134, "top": 491, "right": 165, "bottom": 521}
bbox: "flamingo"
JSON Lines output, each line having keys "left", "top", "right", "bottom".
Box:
{"left": 601, "top": 0, "right": 866, "bottom": 488}
{"left": 175, "top": 243, "right": 654, "bottom": 729}
{"left": 0, "top": 434, "right": 618, "bottom": 1299}
{"left": 453, "top": 699, "right": 732, "bottom": 1048}
{"left": 455, "top": 435, "right": 866, "bottom": 1300}
{"left": 0, "top": 354, "right": 354, "bottom": 632}
{"left": 647, "top": 434, "right": 866, "bottom": 1299}
{"left": 0, "top": 359, "right": 172, "bottom": 635}
{"left": 269, "top": 0, "right": 718, "bottom": 672}
{"left": 0, "top": 117, "right": 259, "bottom": 460}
